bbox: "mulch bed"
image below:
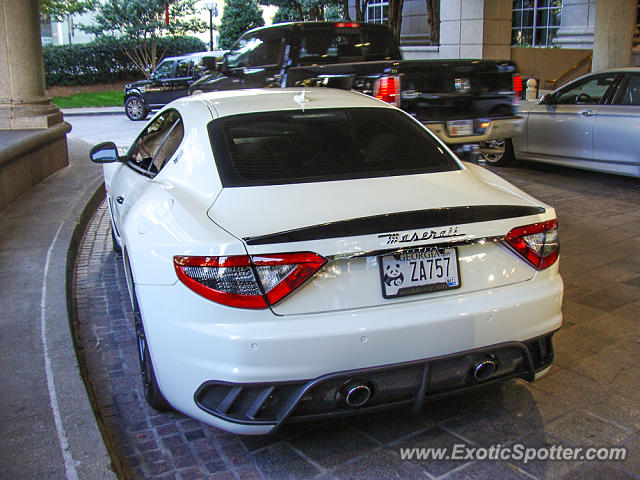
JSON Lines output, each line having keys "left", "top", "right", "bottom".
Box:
{"left": 47, "top": 81, "right": 131, "bottom": 98}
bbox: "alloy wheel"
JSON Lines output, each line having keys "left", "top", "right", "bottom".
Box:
{"left": 480, "top": 139, "right": 505, "bottom": 164}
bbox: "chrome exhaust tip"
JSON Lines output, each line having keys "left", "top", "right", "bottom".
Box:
{"left": 339, "top": 380, "right": 372, "bottom": 408}
{"left": 473, "top": 358, "right": 498, "bottom": 382}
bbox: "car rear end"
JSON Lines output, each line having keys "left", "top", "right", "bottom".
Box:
{"left": 141, "top": 89, "right": 562, "bottom": 434}
{"left": 360, "top": 60, "right": 523, "bottom": 159}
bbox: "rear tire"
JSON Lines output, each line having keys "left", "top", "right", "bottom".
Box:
{"left": 125, "top": 96, "right": 148, "bottom": 121}
{"left": 480, "top": 138, "right": 515, "bottom": 166}
{"left": 132, "top": 286, "right": 171, "bottom": 411}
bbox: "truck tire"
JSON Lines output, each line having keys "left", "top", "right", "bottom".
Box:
{"left": 125, "top": 96, "right": 148, "bottom": 121}
{"left": 480, "top": 138, "right": 515, "bottom": 166}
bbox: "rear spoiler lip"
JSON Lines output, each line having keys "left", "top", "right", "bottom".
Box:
{"left": 243, "top": 204, "right": 545, "bottom": 246}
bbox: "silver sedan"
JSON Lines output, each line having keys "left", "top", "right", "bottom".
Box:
{"left": 482, "top": 68, "right": 640, "bottom": 178}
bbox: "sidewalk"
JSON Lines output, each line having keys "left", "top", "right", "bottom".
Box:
{"left": 61, "top": 106, "right": 124, "bottom": 117}
{"left": 0, "top": 137, "right": 116, "bottom": 479}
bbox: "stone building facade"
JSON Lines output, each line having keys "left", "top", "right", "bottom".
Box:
{"left": 349, "top": 0, "right": 638, "bottom": 79}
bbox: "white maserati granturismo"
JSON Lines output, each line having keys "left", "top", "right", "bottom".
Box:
{"left": 90, "top": 88, "right": 563, "bottom": 435}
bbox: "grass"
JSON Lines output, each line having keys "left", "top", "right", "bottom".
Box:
{"left": 51, "top": 90, "right": 124, "bottom": 109}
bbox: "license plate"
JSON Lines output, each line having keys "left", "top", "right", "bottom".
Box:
{"left": 379, "top": 248, "right": 460, "bottom": 299}
{"left": 447, "top": 119, "right": 473, "bottom": 136}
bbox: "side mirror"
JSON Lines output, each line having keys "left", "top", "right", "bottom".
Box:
{"left": 539, "top": 94, "right": 552, "bottom": 105}
{"left": 90, "top": 141, "right": 120, "bottom": 163}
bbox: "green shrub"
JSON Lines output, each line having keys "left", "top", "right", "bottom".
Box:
{"left": 43, "top": 36, "right": 206, "bottom": 87}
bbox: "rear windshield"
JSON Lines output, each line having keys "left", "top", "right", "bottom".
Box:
{"left": 208, "top": 107, "right": 460, "bottom": 187}
{"left": 293, "top": 24, "right": 401, "bottom": 63}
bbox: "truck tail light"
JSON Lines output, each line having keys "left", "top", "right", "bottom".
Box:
{"left": 174, "top": 253, "right": 326, "bottom": 309}
{"left": 504, "top": 219, "right": 559, "bottom": 270}
{"left": 513, "top": 74, "right": 523, "bottom": 104}
{"left": 374, "top": 76, "right": 401, "bottom": 107}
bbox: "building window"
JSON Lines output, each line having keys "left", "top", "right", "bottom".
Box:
{"left": 41, "top": 16, "right": 53, "bottom": 46}
{"left": 365, "top": 1, "right": 388, "bottom": 23}
{"left": 512, "top": 0, "right": 562, "bottom": 47}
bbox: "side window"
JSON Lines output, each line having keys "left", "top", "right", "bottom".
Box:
{"left": 153, "top": 60, "right": 174, "bottom": 80}
{"left": 554, "top": 74, "right": 618, "bottom": 105}
{"left": 614, "top": 74, "right": 640, "bottom": 105}
{"left": 226, "top": 30, "right": 283, "bottom": 68}
{"left": 128, "top": 110, "right": 184, "bottom": 176}
{"left": 226, "top": 35, "right": 257, "bottom": 68}
{"left": 175, "top": 59, "right": 193, "bottom": 78}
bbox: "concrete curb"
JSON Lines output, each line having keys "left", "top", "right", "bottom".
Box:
{"left": 65, "top": 178, "right": 122, "bottom": 479}
{"left": 62, "top": 108, "right": 125, "bottom": 117}
{"left": 46, "top": 171, "right": 117, "bottom": 480}
{"left": 45, "top": 174, "right": 118, "bottom": 479}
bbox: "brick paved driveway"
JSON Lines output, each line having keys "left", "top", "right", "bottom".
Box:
{"left": 73, "top": 162, "right": 640, "bottom": 480}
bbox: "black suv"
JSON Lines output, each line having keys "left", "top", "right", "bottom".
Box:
{"left": 124, "top": 51, "right": 222, "bottom": 120}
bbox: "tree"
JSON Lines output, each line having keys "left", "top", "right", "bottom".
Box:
{"left": 264, "top": 0, "right": 344, "bottom": 23}
{"left": 351, "top": 0, "right": 368, "bottom": 21}
{"left": 82, "top": 0, "right": 206, "bottom": 77}
{"left": 387, "top": 0, "right": 404, "bottom": 43}
{"left": 425, "top": 0, "right": 439, "bottom": 45}
{"left": 348, "top": 0, "right": 402, "bottom": 42}
{"left": 218, "top": 0, "right": 264, "bottom": 49}
{"left": 39, "top": 0, "right": 96, "bottom": 22}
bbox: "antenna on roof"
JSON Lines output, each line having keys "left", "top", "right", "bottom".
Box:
{"left": 294, "top": 89, "right": 310, "bottom": 111}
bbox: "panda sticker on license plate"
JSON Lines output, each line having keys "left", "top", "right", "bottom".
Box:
{"left": 379, "top": 247, "right": 460, "bottom": 299}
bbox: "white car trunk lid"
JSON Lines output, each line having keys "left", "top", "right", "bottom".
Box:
{"left": 208, "top": 171, "right": 549, "bottom": 315}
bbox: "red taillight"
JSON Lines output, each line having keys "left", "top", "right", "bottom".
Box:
{"left": 504, "top": 219, "right": 559, "bottom": 270}
{"left": 335, "top": 22, "right": 360, "bottom": 28}
{"left": 513, "top": 74, "right": 523, "bottom": 103}
{"left": 373, "top": 76, "right": 400, "bottom": 107}
{"left": 174, "top": 253, "right": 326, "bottom": 309}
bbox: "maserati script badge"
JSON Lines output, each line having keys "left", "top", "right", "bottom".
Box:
{"left": 379, "top": 227, "right": 465, "bottom": 245}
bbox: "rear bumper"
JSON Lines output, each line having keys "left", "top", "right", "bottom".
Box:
{"left": 194, "top": 334, "right": 555, "bottom": 433}
{"left": 136, "top": 271, "right": 563, "bottom": 435}
{"left": 424, "top": 116, "right": 522, "bottom": 145}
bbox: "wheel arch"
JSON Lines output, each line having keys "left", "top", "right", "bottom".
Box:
{"left": 124, "top": 90, "right": 146, "bottom": 104}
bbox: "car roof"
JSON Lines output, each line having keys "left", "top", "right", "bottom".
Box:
{"left": 163, "top": 51, "right": 218, "bottom": 62}
{"left": 551, "top": 67, "right": 640, "bottom": 93}
{"left": 177, "top": 87, "right": 394, "bottom": 119}
{"left": 597, "top": 67, "right": 640, "bottom": 74}
{"left": 242, "top": 21, "right": 393, "bottom": 37}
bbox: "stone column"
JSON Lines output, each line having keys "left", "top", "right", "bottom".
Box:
{"left": 0, "top": 0, "right": 63, "bottom": 128}
{"left": 592, "top": 0, "right": 636, "bottom": 71}
{"left": 553, "top": 0, "right": 596, "bottom": 49}
{"left": 439, "top": 0, "right": 511, "bottom": 60}
{"left": 481, "top": 0, "right": 512, "bottom": 60}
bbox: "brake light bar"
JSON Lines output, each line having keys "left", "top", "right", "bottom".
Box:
{"left": 174, "top": 253, "right": 326, "bottom": 309}
{"left": 373, "top": 75, "right": 401, "bottom": 107}
{"left": 335, "top": 22, "right": 360, "bottom": 28}
{"left": 513, "top": 74, "right": 523, "bottom": 103}
{"left": 504, "top": 219, "right": 559, "bottom": 270}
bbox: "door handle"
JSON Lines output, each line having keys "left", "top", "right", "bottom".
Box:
{"left": 579, "top": 110, "right": 595, "bottom": 117}
{"left": 116, "top": 195, "right": 124, "bottom": 204}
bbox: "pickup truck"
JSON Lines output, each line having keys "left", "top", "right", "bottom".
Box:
{"left": 189, "top": 22, "right": 523, "bottom": 156}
